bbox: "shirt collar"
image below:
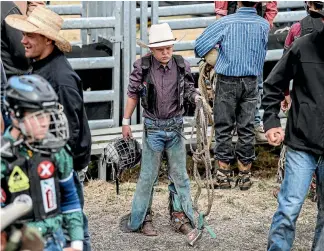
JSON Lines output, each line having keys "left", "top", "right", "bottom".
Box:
{"left": 152, "top": 55, "right": 173, "bottom": 70}
{"left": 237, "top": 7, "right": 257, "bottom": 14}
{"left": 31, "top": 46, "right": 62, "bottom": 71}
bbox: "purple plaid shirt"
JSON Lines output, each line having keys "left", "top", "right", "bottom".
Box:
{"left": 127, "top": 56, "right": 198, "bottom": 119}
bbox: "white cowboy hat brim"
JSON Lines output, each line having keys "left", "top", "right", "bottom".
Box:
{"left": 5, "top": 14, "right": 71, "bottom": 53}
{"left": 137, "top": 32, "right": 186, "bottom": 48}
{"left": 137, "top": 39, "right": 178, "bottom": 48}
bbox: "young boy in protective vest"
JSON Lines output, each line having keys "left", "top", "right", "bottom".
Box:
{"left": 1, "top": 75, "right": 84, "bottom": 251}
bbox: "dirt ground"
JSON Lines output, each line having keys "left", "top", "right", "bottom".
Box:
{"left": 84, "top": 178, "right": 317, "bottom": 251}
{"left": 52, "top": 2, "right": 318, "bottom": 250}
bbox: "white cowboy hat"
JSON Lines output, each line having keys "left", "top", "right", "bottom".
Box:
{"left": 5, "top": 6, "right": 71, "bottom": 52}
{"left": 137, "top": 23, "right": 185, "bottom": 48}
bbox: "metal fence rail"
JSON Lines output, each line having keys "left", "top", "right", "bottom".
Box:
{"left": 49, "top": 1, "right": 305, "bottom": 130}
{"left": 49, "top": 2, "right": 123, "bottom": 130}
{"left": 135, "top": 1, "right": 304, "bottom": 18}
{"left": 157, "top": 10, "right": 306, "bottom": 30}
{"left": 134, "top": 2, "right": 305, "bottom": 53}
{"left": 47, "top": 4, "right": 81, "bottom": 15}
{"left": 49, "top": 2, "right": 304, "bottom": 18}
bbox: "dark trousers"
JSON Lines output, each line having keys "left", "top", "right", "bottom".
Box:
{"left": 214, "top": 74, "right": 258, "bottom": 165}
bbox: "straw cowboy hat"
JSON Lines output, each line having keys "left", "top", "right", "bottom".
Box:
{"left": 5, "top": 6, "right": 71, "bottom": 52}
{"left": 137, "top": 23, "right": 185, "bottom": 48}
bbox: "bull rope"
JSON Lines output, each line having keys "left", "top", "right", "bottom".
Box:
{"left": 190, "top": 95, "right": 216, "bottom": 239}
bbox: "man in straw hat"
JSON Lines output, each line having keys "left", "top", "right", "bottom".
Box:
{"left": 195, "top": 1, "right": 270, "bottom": 191}
{"left": 5, "top": 6, "right": 92, "bottom": 251}
{"left": 121, "top": 22, "right": 201, "bottom": 242}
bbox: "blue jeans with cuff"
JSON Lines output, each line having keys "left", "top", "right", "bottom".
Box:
{"left": 268, "top": 147, "right": 324, "bottom": 251}
{"left": 127, "top": 116, "right": 195, "bottom": 231}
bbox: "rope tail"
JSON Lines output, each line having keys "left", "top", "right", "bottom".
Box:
{"left": 190, "top": 97, "right": 216, "bottom": 240}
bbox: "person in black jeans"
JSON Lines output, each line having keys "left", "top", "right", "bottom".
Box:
{"left": 195, "top": 1, "right": 270, "bottom": 190}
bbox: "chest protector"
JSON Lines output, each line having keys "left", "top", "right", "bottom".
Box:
{"left": 139, "top": 54, "right": 185, "bottom": 115}
{"left": 1, "top": 150, "right": 61, "bottom": 222}
{"left": 300, "top": 15, "right": 324, "bottom": 37}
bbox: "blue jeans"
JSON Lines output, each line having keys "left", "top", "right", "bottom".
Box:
{"left": 127, "top": 117, "right": 195, "bottom": 231}
{"left": 254, "top": 74, "right": 263, "bottom": 127}
{"left": 73, "top": 171, "right": 92, "bottom": 251}
{"left": 44, "top": 228, "right": 66, "bottom": 251}
{"left": 268, "top": 147, "right": 324, "bottom": 251}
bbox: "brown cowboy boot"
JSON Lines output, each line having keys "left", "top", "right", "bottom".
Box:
{"left": 141, "top": 212, "right": 158, "bottom": 236}
{"left": 215, "top": 160, "right": 232, "bottom": 189}
{"left": 236, "top": 160, "right": 252, "bottom": 191}
{"left": 171, "top": 212, "right": 193, "bottom": 235}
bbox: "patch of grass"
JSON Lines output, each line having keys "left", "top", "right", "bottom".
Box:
{"left": 253, "top": 145, "right": 281, "bottom": 179}
{"left": 88, "top": 144, "right": 283, "bottom": 185}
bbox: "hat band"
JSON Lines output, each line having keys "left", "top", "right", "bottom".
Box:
{"left": 149, "top": 38, "right": 176, "bottom": 45}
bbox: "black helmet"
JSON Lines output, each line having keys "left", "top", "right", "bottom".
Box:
{"left": 3, "top": 75, "right": 69, "bottom": 153}
{"left": 4, "top": 75, "right": 58, "bottom": 118}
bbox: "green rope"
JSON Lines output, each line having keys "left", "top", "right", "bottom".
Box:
{"left": 198, "top": 212, "right": 216, "bottom": 239}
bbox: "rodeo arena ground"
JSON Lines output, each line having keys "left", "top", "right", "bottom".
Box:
{"left": 1, "top": 1, "right": 324, "bottom": 251}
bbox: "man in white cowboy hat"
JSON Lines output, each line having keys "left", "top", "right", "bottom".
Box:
{"left": 121, "top": 22, "right": 200, "bottom": 242}
{"left": 5, "top": 6, "right": 92, "bottom": 251}
{"left": 195, "top": 1, "right": 270, "bottom": 191}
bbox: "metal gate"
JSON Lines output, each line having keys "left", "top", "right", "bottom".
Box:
{"left": 49, "top": 1, "right": 305, "bottom": 129}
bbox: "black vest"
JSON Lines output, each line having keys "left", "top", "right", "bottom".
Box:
{"left": 300, "top": 14, "right": 324, "bottom": 37}
{"left": 1, "top": 149, "right": 61, "bottom": 222}
{"left": 139, "top": 54, "right": 186, "bottom": 116}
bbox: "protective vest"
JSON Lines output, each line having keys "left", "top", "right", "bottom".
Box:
{"left": 139, "top": 54, "right": 186, "bottom": 115}
{"left": 300, "top": 14, "right": 324, "bottom": 37}
{"left": 1, "top": 148, "right": 61, "bottom": 222}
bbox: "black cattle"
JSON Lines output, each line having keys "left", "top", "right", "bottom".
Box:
{"left": 65, "top": 40, "right": 113, "bottom": 121}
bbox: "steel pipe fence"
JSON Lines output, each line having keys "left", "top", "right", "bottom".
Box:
{"left": 157, "top": 10, "right": 306, "bottom": 30}
{"left": 135, "top": 2, "right": 304, "bottom": 17}
{"left": 48, "top": 2, "right": 305, "bottom": 18}
{"left": 48, "top": 2, "right": 123, "bottom": 130}
{"left": 49, "top": 1, "right": 304, "bottom": 129}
